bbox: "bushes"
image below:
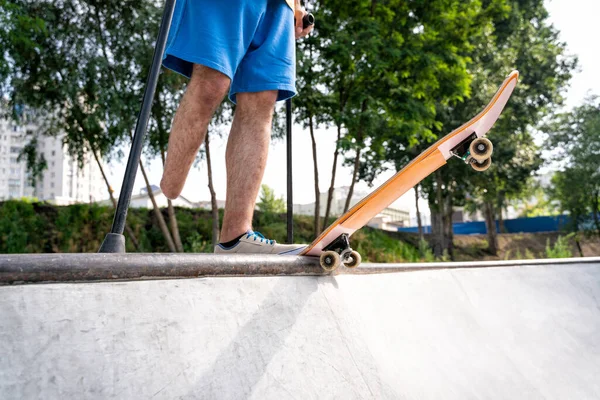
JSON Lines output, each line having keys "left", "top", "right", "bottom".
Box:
{"left": 353, "top": 230, "right": 434, "bottom": 263}
{"left": 545, "top": 234, "right": 574, "bottom": 259}
{"left": 0, "top": 200, "right": 428, "bottom": 261}
{"left": 0, "top": 200, "right": 41, "bottom": 253}
{"left": 2, "top": 200, "right": 591, "bottom": 262}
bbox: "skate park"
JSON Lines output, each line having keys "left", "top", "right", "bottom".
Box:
{"left": 2, "top": 0, "right": 600, "bottom": 398}
{"left": 2, "top": 255, "right": 600, "bottom": 398}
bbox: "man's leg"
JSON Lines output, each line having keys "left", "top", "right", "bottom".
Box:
{"left": 219, "top": 90, "right": 278, "bottom": 243}
{"left": 161, "top": 64, "right": 230, "bottom": 199}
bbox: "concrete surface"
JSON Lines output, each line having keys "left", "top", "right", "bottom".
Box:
{"left": 1, "top": 261, "right": 600, "bottom": 399}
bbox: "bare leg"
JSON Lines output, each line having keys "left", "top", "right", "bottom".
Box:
{"left": 220, "top": 90, "right": 278, "bottom": 242}
{"left": 160, "top": 64, "right": 230, "bottom": 199}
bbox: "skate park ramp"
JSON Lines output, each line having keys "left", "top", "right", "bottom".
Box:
{"left": 1, "top": 255, "right": 600, "bottom": 399}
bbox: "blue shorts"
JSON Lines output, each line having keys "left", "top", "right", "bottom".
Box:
{"left": 163, "top": 0, "right": 296, "bottom": 103}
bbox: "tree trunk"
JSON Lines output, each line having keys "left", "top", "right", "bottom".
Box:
{"left": 443, "top": 194, "right": 454, "bottom": 260}
{"left": 323, "top": 122, "right": 342, "bottom": 231}
{"left": 159, "top": 149, "right": 183, "bottom": 252}
{"left": 139, "top": 160, "right": 177, "bottom": 252}
{"left": 497, "top": 194, "right": 506, "bottom": 233}
{"left": 308, "top": 115, "right": 321, "bottom": 237}
{"left": 591, "top": 190, "right": 600, "bottom": 236}
{"left": 484, "top": 200, "right": 498, "bottom": 255}
{"left": 343, "top": 99, "right": 367, "bottom": 214}
{"left": 167, "top": 200, "right": 184, "bottom": 252}
{"left": 575, "top": 236, "right": 584, "bottom": 257}
{"left": 415, "top": 184, "right": 423, "bottom": 241}
{"left": 430, "top": 208, "right": 444, "bottom": 258}
{"left": 430, "top": 171, "right": 445, "bottom": 258}
{"left": 205, "top": 132, "right": 220, "bottom": 247}
{"left": 91, "top": 149, "right": 140, "bottom": 251}
{"left": 498, "top": 207, "right": 506, "bottom": 233}
{"left": 344, "top": 148, "right": 361, "bottom": 213}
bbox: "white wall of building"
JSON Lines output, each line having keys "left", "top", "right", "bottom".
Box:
{"left": 293, "top": 186, "right": 411, "bottom": 230}
{"left": 0, "top": 119, "right": 36, "bottom": 200}
{"left": 293, "top": 186, "right": 367, "bottom": 218}
{"left": 0, "top": 118, "right": 107, "bottom": 204}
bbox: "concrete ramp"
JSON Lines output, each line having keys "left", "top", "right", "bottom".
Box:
{"left": 1, "top": 259, "right": 600, "bottom": 399}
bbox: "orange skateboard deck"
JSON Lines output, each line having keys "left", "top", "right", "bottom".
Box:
{"left": 301, "top": 71, "right": 519, "bottom": 271}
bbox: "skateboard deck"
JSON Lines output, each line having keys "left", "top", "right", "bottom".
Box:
{"left": 301, "top": 70, "right": 519, "bottom": 271}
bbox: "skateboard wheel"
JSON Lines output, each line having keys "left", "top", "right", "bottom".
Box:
{"left": 469, "top": 137, "right": 493, "bottom": 161}
{"left": 345, "top": 251, "right": 362, "bottom": 268}
{"left": 471, "top": 157, "right": 492, "bottom": 172}
{"left": 320, "top": 251, "right": 340, "bottom": 272}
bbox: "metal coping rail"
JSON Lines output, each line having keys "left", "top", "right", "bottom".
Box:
{"left": 1, "top": 254, "right": 599, "bottom": 285}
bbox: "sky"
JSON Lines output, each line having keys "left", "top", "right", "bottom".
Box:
{"left": 106, "top": 0, "right": 600, "bottom": 221}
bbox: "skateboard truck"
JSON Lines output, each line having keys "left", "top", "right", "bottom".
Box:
{"left": 319, "top": 233, "right": 362, "bottom": 272}
{"left": 450, "top": 132, "right": 494, "bottom": 172}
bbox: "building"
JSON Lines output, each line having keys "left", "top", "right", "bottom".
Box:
{"left": 0, "top": 119, "right": 35, "bottom": 199}
{"left": 99, "top": 185, "right": 198, "bottom": 209}
{"left": 293, "top": 186, "right": 410, "bottom": 231}
{"left": 367, "top": 207, "right": 411, "bottom": 231}
{"left": 131, "top": 185, "right": 197, "bottom": 209}
{"left": 451, "top": 172, "right": 556, "bottom": 224}
{"left": 293, "top": 186, "right": 368, "bottom": 218}
{"left": 0, "top": 118, "right": 106, "bottom": 204}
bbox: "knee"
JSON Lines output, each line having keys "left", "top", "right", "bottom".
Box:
{"left": 236, "top": 91, "right": 278, "bottom": 115}
{"left": 187, "top": 65, "right": 230, "bottom": 107}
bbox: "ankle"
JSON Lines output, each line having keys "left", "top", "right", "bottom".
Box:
{"left": 219, "top": 229, "right": 250, "bottom": 244}
{"left": 219, "top": 232, "right": 246, "bottom": 248}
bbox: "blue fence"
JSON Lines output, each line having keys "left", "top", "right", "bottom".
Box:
{"left": 398, "top": 215, "right": 571, "bottom": 235}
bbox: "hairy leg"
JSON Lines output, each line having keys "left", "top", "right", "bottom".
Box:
{"left": 161, "top": 64, "right": 230, "bottom": 199}
{"left": 220, "top": 90, "right": 278, "bottom": 242}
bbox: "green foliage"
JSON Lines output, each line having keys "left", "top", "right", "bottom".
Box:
{"left": 0, "top": 1, "right": 583, "bottom": 260}
{"left": 0, "top": 200, "right": 433, "bottom": 262}
{"left": 353, "top": 230, "right": 434, "bottom": 263}
{"left": 466, "top": 0, "right": 574, "bottom": 215}
{"left": 515, "top": 180, "right": 558, "bottom": 218}
{"left": 186, "top": 232, "right": 213, "bottom": 253}
{"left": 0, "top": 200, "right": 40, "bottom": 253}
{"left": 439, "top": 250, "right": 452, "bottom": 262}
{"left": 460, "top": 239, "right": 490, "bottom": 259}
{"left": 545, "top": 235, "right": 573, "bottom": 259}
{"left": 525, "top": 249, "right": 536, "bottom": 260}
{"left": 545, "top": 96, "right": 600, "bottom": 235}
{"left": 419, "top": 0, "right": 575, "bottom": 256}
{"left": 418, "top": 239, "right": 436, "bottom": 262}
{"left": 16, "top": 136, "right": 47, "bottom": 187}
{"left": 256, "top": 185, "right": 286, "bottom": 214}
{"left": 327, "top": 0, "right": 482, "bottom": 184}
{"left": 0, "top": 200, "right": 145, "bottom": 253}
{"left": 1, "top": 0, "right": 173, "bottom": 187}
{"left": 510, "top": 248, "right": 536, "bottom": 260}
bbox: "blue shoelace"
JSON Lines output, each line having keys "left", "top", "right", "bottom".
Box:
{"left": 246, "top": 231, "right": 274, "bottom": 245}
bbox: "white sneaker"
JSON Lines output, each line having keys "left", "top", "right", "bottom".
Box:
{"left": 214, "top": 231, "right": 306, "bottom": 255}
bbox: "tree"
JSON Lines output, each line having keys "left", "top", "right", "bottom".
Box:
{"left": 308, "top": 0, "right": 484, "bottom": 245}
{"left": 294, "top": 20, "right": 330, "bottom": 237}
{"left": 414, "top": 184, "right": 424, "bottom": 241}
{"left": 256, "top": 184, "right": 286, "bottom": 214}
{"left": 511, "top": 179, "right": 557, "bottom": 218}
{"left": 348, "top": 0, "right": 486, "bottom": 257}
{"left": 0, "top": 0, "right": 187, "bottom": 251}
{"left": 422, "top": 0, "right": 575, "bottom": 256}
{"left": 472, "top": 0, "right": 574, "bottom": 254}
{"left": 0, "top": 0, "right": 149, "bottom": 250}
{"left": 546, "top": 96, "right": 600, "bottom": 235}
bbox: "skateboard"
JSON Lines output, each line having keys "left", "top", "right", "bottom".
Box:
{"left": 301, "top": 70, "right": 520, "bottom": 271}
